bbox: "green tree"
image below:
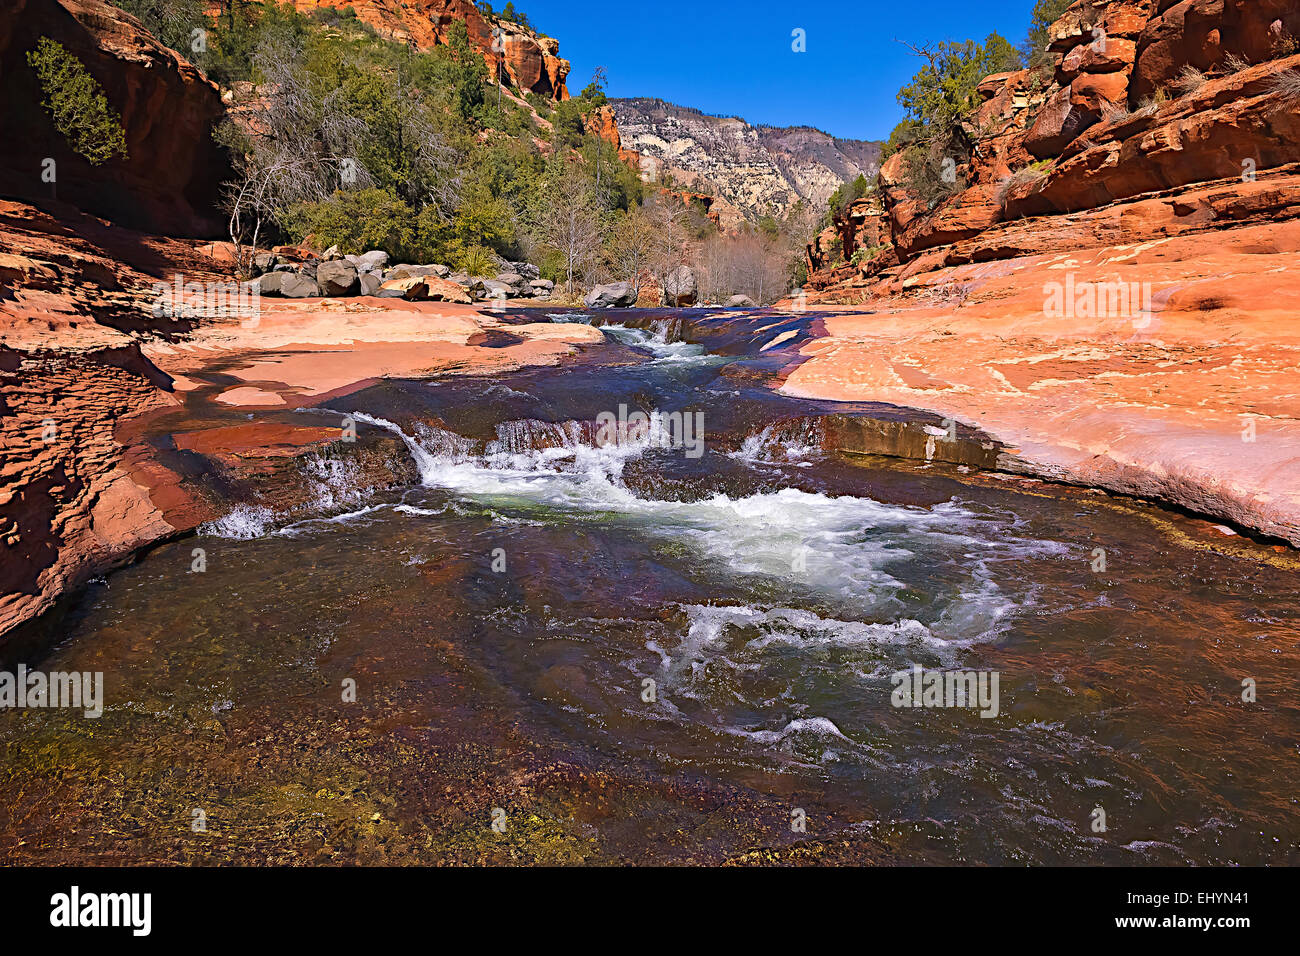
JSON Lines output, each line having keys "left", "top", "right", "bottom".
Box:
{"left": 1021, "top": 0, "right": 1074, "bottom": 69}
{"left": 285, "top": 188, "right": 418, "bottom": 258}
{"left": 446, "top": 19, "right": 488, "bottom": 125}
{"left": 893, "top": 34, "right": 1021, "bottom": 145}
{"left": 26, "top": 38, "right": 128, "bottom": 165}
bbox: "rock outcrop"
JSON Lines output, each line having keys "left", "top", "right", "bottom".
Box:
{"left": 0, "top": 197, "right": 602, "bottom": 642}
{"left": 0, "top": 0, "right": 231, "bottom": 237}
{"left": 794, "top": 0, "right": 1300, "bottom": 545}
{"left": 288, "top": 0, "right": 570, "bottom": 99}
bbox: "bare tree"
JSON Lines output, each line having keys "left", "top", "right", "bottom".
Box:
{"left": 535, "top": 161, "right": 604, "bottom": 297}
{"left": 603, "top": 201, "right": 656, "bottom": 296}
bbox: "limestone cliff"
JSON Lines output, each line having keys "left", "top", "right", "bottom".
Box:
{"left": 611, "top": 97, "right": 882, "bottom": 221}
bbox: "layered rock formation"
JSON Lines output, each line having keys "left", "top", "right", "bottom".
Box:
{"left": 287, "top": 0, "right": 570, "bottom": 99}
{"left": 611, "top": 97, "right": 882, "bottom": 221}
{"left": 0, "top": 197, "right": 603, "bottom": 641}
{"left": 794, "top": 0, "right": 1300, "bottom": 544}
{"left": 0, "top": 0, "right": 230, "bottom": 236}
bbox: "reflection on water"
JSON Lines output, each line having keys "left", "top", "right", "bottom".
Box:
{"left": 1, "top": 316, "right": 1297, "bottom": 865}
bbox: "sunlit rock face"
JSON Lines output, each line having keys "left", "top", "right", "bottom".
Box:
{"left": 611, "top": 97, "right": 882, "bottom": 222}
{"left": 287, "top": 0, "right": 571, "bottom": 99}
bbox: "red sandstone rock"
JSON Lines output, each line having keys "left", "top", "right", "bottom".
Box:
{"left": 287, "top": 0, "right": 570, "bottom": 99}
{"left": 0, "top": 0, "right": 230, "bottom": 237}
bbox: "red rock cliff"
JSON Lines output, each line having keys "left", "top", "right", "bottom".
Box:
{"left": 0, "top": 0, "right": 231, "bottom": 237}
{"left": 288, "top": 0, "right": 570, "bottom": 99}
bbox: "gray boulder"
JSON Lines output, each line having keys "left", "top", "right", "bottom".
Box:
{"left": 505, "top": 260, "right": 540, "bottom": 281}
{"left": 280, "top": 273, "right": 320, "bottom": 298}
{"left": 529, "top": 278, "right": 555, "bottom": 297}
{"left": 243, "top": 272, "right": 284, "bottom": 296}
{"left": 356, "top": 250, "right": 389, "bottom": 273}
{"left": 494, "top": 272, "right": 530, "bottom": 296}
{"left": 359, "top": 271, "right": 382, "bottom": 296}
{"left": 321, "top": 244, "right": 343, "bottom": 261}
{"left": 252, "top": 251, "right": 278, "bottom": 275}
{"left": 583, "top": 281, "right": 637, "bottom": 309}
{"left": 448, "top": 273, "right": 486, "bottom": 297}
{"left": 316, "top": 260, "right": 359, "bottom": 297}
{"left": 725, "top": 294, "right": 756, "bottom": 309}
{"left": 661, "top": 265, "right": 697, "bottom": 307}
{"left": 481, "top": 279, "right": 515, "bottom": 299}
{"left": 386, "top": 263, "right": 450, "bottom": 281}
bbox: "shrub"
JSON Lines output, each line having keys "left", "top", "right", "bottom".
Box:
{"left": 285, "top": 188, "right": 418, "bottom": 258}
{"left": 26, "top": 38, "right": 128, "bottom": 165}
{"left": 1223, "top": 52, "right": 1251, "bottom": 73}
{"left": 458, "top": 244, "right": 496, "bottom": 276}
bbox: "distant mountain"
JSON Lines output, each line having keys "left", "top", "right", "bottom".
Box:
{"left": 611, "top": 97, "right": 882, "bottom": 221}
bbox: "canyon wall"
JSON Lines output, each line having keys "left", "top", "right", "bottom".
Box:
{"left": 287, "top": 0, "right": 570, "bottom": 99}
{"left": 0, "top": 0, "right": 231, "bottom": 237}
{"left": 792, "top": 0, "right": 1300, "bottom": 545}
{"left": 612, "top": 97, "right": 882, "bottom": 221}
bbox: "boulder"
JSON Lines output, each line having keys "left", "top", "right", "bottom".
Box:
{"left": 243, "top": 272, "right": 284, "bottom": 296}
{"left": 424, "top": 277, "right": 473, "bottom": 304}
{"left": 529, "top": 278, "right": 555, "bottom": 296}
{"left": 481, "top": 279, "right": 515, "bottom": 299}
{"left": 356, "top": 250, "right": 389, "bottom": 273}
{"left": 725, "top": 294, "right": 756, "bottom": 309}
{"left": 252, "top": 251, "right": 278, "bottom": 274}
{"left": 321, "top": 244, "right": 343, "bottom": 261}
{"left": 280, "top": 274, "right": 320, "bottom": 298}
{"left": 505, "top": 260, "right": 541, "bottom": 281}
{"left": 359, "top": 271, "right": 382, "bottom": 296}
{"left": 583, "top": 281, "right": 637, "bottom": 308}
{"left": 378, "top": 277, "right": 430, "bottom": 300}
{"left": 386, "top": 263, "right": 451, "bottom": 281}
{"left": 495, "top": 271, "right": 530, "bottom": 295}
{"left": 448, "top": 274, "right": 486, "bottom": 297}
{"left": 661, "top": 265, "right": 698, "bottom": 306}
{"left": 316, "top": 260, "right": 360, "bottom": 297}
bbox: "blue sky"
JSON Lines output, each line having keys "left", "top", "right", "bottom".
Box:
{"left": 517, "top": 0, "right": 1034, "bottom": 141}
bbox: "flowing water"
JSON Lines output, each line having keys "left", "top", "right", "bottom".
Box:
{"left": 2, "top": 311, "right": 1298, "bottom": 865}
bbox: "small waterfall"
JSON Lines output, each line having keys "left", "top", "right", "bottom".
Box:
{"left": 733, "top": 418, "right": 827, "bottom": 464}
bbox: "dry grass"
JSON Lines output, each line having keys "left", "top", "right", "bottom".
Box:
{"left": 996, "top": 163, "right": 1051, "bottom": 208}
{"left": 1223, "top": 52, "right": 1251, "bottom": 73}
{"left": 1268, "top": 68, "right": 1300, "bottom": 105}
{"left": 1173, "top": 65, "right": 1209, "bottom": 96}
